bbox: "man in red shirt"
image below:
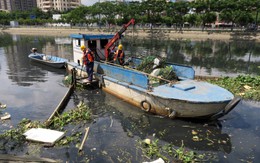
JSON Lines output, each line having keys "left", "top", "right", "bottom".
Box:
{"left": 81, "top": 45, "right": 94, "bottom": 82}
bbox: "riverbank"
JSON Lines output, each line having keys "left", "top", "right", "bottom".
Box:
{"left": 2, "top": 26, "right": 260, "bottom": 41}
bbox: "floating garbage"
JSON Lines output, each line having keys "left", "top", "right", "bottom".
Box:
{"left": 23, "top": 128, "right": 65, "bottom": 145}
{"left": 1, "top": 112, "right": 11, "bottom": 120}
{"left": 0, "top": 104, "right": 7, "bottom": 109}
{"left": 143, "top": 158, "right": 165, "bottom": 163}
{"left": 143, "top": 138, "right": 151, "bottom": 145}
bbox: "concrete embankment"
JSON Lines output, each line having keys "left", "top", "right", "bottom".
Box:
{"left": 2, "top": 26, "right": 260, "bottom": 41}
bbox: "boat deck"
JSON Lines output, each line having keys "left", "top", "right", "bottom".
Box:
{"left": 152, "top": 80, "right": 234, "bottom": 103}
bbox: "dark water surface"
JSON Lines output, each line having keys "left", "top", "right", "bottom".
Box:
{"left": 0, "top": 33, "right": 260, "bottom": 162}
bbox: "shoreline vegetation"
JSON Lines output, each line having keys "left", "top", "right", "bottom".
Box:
{"left": 1, "top": 26, "right": 260, "bottom": 41}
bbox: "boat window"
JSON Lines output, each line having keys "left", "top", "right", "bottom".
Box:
{"left": 88, "top": 40, "right": 97, "bottom": 51}
{"left": 100, "top": 39, "right": 109, "bottom": 49}
{"left": 76, "top": 39, "right": 80, "bottom": 47}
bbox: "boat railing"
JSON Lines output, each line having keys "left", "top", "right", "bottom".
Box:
{"left": 97, "top": 60, "right": 178, "bottom": 89}
{"left": 96, "top": 60, "right": 150, "bottom": 89}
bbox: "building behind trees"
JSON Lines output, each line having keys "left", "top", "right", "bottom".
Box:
{"left": 0, "top": 0, "right": 37, "bottom": 11}
{"left": 36, "top": 0, "right": 81, "bottom": 12}
{"left": 0, "top": 0, "right": 81, "bottom": 12}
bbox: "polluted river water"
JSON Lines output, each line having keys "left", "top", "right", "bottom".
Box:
{"left": 0, "top": 34, "right": 260, "bottom": 162}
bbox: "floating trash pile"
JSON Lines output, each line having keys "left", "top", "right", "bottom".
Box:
{"left": 0, "top": 102, "right": 10, "bottom": 120}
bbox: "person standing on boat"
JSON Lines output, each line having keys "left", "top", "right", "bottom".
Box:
{"left": 31, "top": 48, "right": 37, "bottom": 54}
{"left": 113, "top": 44, "right": 125, "bottom": 65}
{"left": 81, "top": 45, "right": 95, "bottom": 82}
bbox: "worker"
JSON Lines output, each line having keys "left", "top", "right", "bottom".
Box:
{"left": 31, "top": 48, "right": 47, "bottom": 60}
{"left": 81, "top": 45, "right": 95, "bottom": 82}
{"left": 31, "top": 48, "right": 37, "bottom": 54}
{"left": 113, "top": 44, "right": 125, "bottom": 65}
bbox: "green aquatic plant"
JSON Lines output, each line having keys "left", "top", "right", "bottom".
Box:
{"left": 138, "top": 139, "right": 168, "bottom": 161}
{"left": 63, "top": 74, "right": 73, "bottom": 86}
{"left": 207, "top": 75, "right": 260, "bottom": 101}
{"left": 158, "top": 129, "right": 167, "bottom": 137}
{"left": 137, "top": 56, "right": 178, "bottom": 85}
{"left": 136, "top": 56, "right": 157, "bottom": 73}
{"left": 158, "top": 66, "right": 178, "bottom": 82}
{"left": 174, "top": 140, "right": 197, "bottom": 163}
{"left": 63, "top": 74, "right": 87, "bottom": 90}
{"left": 0, "top": 118, "right": 42, "bottom": 141}
{"left": 57, "top": 131, "right": 82, "bottom": 146}
{"left": 138, "top": 139, "right": 213, "bottom": 163}
{"left": 51, "top": 101, "right": 92, "bottom": 129}
{"left": 0, "top": 101, "right": 92, "bottom": 147}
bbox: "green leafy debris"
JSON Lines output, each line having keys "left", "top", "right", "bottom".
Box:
{"left": 136, "top": 56, "right": 157, "bottom": 73}
{"left": 207, "top": 75, "right": 260, "bottom": 101}
{"left": 0, "top": 101, "right": 92, "bottom": 147}
{"left": 0, "top": 118, "right": 42, "bottom": 142}
{"left": 158, "top": 66, "right": 178, "bottom": 83}
{"left": 51, "top": 101, "right": 92, "bottom": 129}
{"left": 137, "top": 138, "right": 217, "bottom": 163}
{"left": 136, "top": 56, "right": 178, "bottom": 83}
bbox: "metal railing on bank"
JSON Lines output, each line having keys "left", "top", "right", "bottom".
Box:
{"left": 6, "top": 25, "right": 258, "bottom": 33}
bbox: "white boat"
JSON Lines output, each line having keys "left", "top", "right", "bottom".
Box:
{"left": 28, "top": 53, "right": 68, "bottom": 69}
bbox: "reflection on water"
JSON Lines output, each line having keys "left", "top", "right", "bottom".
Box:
{"left": 0, "top": 34, "right": 72, "bottom": 130}
{"left": 0, "top": 34, "right": 72, "bottom": 86}
{"left": 123, "top": 37, "right": 260, "bottom": 77}
{"left": 61, "top": 89, "right": 259, "bottom": 162}
{"left": 0, "top": 33, "right": 260, "bottom": 162}
{"left": 1, "top": 33, "right": 260, "bottom": 77}
{"left": 102, "top": 91, "right": 232, "bottom": 153}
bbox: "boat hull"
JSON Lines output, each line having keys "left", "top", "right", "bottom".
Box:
{"left": 102, "top": 77, "right": 229, "bottom": 118}
{"left": 67, "top": 61, "right": 238, "bottom": 119}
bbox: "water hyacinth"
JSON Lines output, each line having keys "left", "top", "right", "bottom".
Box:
{"left": 207, "top": 75, "right": 260, "bottom": 101}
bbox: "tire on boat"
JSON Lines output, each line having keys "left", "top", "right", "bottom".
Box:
{"left": 140, "top": 100, "right": 151, "bottom": 112}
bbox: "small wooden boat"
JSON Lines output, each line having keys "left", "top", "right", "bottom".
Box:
{"left": 28, "top": 53, "right": 68, "bottom": 68}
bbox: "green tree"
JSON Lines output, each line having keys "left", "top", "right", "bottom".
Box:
{"left": 173, "top": 1, "right": 190, "bottom": 31}
{"left": 252, "top": 0, "right": 260, "bottom": 27}
{"left": 191, "top": 0, "right": 217, "bottom": 31}
{"left": 30, "top": 7, "right": 50, "bottom": 19}
{"left": 116, "top": 1, "right": 142, "bottom": 25}
{"left": 62, "top": 6, "right": 89, "bottom": 25}
{"left": 237, "top": 11, "right": 254, "bottom": 29}
{"left": 91, "top": 2, "right": 117, "bottom": 26}
{"left": 141, "top": 0, "right": 167, "bottom": 28}
{"left": 184, "top": 14, "right": 199, "bottom": 27}
{"left": 218, "top": 0, "right": 245, "bottom": 31}
{"left": 0, "top": 11, "right": 11, "bottom": 25}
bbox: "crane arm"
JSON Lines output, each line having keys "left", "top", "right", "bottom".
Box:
{"left": 105, "top": 18, "right": 135, "bottom": 60}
